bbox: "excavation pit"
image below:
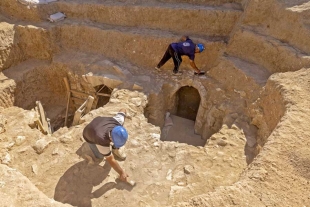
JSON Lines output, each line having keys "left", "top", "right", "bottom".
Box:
{"left": 1, "top": 0, "right": 309, "bottom": 206}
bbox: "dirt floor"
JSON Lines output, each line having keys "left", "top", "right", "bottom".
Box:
{"left": 1, "top": 0, "right": 310, "bottom": 207}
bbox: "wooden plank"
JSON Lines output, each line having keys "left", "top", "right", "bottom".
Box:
{"left": 47, "top": 118, "right": 52, "bottom": 134}
{"left": 64, "top": 77, "right": 71, "bottom": 127}
{"left": 97, "top": 85, "right": 106, "bottom": 93}
{"left": 72, "top": 109, "right": 82, "bottom": 126}
{"left": 96, "top": 92, "right": 111, "bottom": 97}
{"left": 63, "top": 77, "right": 70, "bottom": 92}
{"left": 36, "top": 101, "right": 49, "bottom": 134}
{"left": 84, "top": 96, "right": 94, "bottom": 115}
{"left": 71, "top": 95, "right": 94, "bottom": 126}
{"left": 35, "top": 119, "right": 46, "bottom": 135}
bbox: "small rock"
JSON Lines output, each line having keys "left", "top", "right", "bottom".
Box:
{"left": 6, "top": 142, "right": 15, "bottom": 149}
{"left": 166, "top": 169, "right": 172, "bottom": 180}
{"left": 0, "top": 124, "right": 5, "bottom": 134}
{"left": 15, "top": 136, "right": 26, "bottom": 146}
{"left": 0, "top": 181, "right": 5, "bottom": 188}
{"left": 177, "top": 182, "right": 186, "bottom": 186}
{"left": 32, "top": 164, "right": 38, "bottom": 175}
{"left": 184, "top": 165, "right": 194, "bottom": 174}
{"left": 218, "top": 140, "right": 227, "bottom": 147}
{"left": 52, "top": 148, "right": 59, "bottom": 155}
{"left": 150, "top": 133, "right": 160, "bottom": 139}
{"left": 59, "top": 135, "right": 73, "bottom": 143}
{"left": 130, "top": 140, "right": 140, "bottom": 147}
{"left": 33, "top": 138, "right": 52, "bottom": 154}
{"left": 217, "top": 151, "right": 224, "bottom": 156}
{"left": 1, "top": 153, "right": 11, "bottom": 164}
{"left": 129, "top": 98, "right": 142, "bottom": 106}
{"left": 153, "top": 142, "right": 159, "bottom": 147}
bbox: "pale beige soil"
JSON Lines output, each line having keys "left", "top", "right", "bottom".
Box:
{"left": 0, "top": 0, "right": 310, "bottom": 207}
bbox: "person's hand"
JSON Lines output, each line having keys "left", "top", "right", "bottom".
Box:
{"left": 119, "top": 172, "right": 129, "bottom": 182}
{"left": 119, "top": 108, "right": 127, "bottom": 116}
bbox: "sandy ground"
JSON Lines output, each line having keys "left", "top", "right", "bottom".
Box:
{"left": 0, "top": 0, "right": 310, "bottom": 207}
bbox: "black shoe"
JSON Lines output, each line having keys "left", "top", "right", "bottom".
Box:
{"left": 194, "top": 71, "right": 205, "bottom": 76}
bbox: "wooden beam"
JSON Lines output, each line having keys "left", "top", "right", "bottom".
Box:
{"left": 63, "top": 77, "right": 71, "bottom": 127}
{"left": 96, "top": 92, "right": 111, "bottom": 97}
{"left": 72, "top": 109, "right": 82, "bottom": 126}
{"left": 63, "top": 77, "right": 70, "bottom": 92}
{"left": 47, "top": 118, "right": 52, "bottom": 134}
{"left": 84, "top": 96, "right": 94, "bottom": 115}
{"left": 72, "top": 95, "right": 94, "bottom": 126}
{"left": 36, "top": 101, "right": 50, "bottom": 134}
{"left": 97, "top": 85, "right": 106, "bottom": 93}
{"left": 35, "top": 119, "right": 46, "bottom": 135}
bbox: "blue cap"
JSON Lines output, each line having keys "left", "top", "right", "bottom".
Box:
{"left": 197, "top": 43, "right": 205, "bottom": 53}
{"left": 111, "top": 126, "right": 128, "bottom": 148}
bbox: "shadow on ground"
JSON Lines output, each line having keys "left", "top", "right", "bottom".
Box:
{"left": 54, "top": 143, "right": 134, "bottom": 207}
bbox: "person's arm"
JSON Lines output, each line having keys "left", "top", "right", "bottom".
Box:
{"left": 113, "top": 108, "right": 127, "bottom": 125}
{"left": 105, "top": 154, "right": 128, "bottom": 181}
{"left": 189, "top": 60, "right": 200, "bottom": 72}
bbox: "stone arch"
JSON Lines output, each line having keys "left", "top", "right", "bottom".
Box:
{"left": 168, "top": 78, "right": 208, "bottom": 135}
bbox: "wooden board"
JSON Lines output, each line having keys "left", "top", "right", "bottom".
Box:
{"left": 36, "top": 101, "right": 49, "bottom": 134}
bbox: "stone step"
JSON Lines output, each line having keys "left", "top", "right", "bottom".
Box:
{"left": 2, "top": 18, "right": 226, "bottom": 72}
{"left": 157, "top": 0, "right": 243, "bottom": 7}
{"left": 242, "top": 0, "right": 310, "bottom": 55}
{"left": 207, "top": 55, "right": 270, "bottom": 102}
{"left": 227, "top": 27, "right": 310, "bottom": 73}
{"left": 48, "top": 20, "right": 226, "bottom": 71}
{"left": 51, "top": 0, "right": 242, "bottom": 36}
{"left": 0, "top": 0, "right": 242, "bottom": 37}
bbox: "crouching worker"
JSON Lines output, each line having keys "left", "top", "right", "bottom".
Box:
{"left": 155, "top": 35, "right": 206, "bottom": 76}
{"left": 82, "top": 108, "right": 129, "bottom": 182}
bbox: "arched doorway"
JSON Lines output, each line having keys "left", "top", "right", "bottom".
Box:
{"left": 176, "top": 86, "right": 201, "bottom": 121}
{"left": 161, "top": 86, "right": 205, "bottom": 146}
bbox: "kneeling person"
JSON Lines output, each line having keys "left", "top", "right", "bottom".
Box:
{"left": 83, "top": 108, "right": 129, "bottom": 181}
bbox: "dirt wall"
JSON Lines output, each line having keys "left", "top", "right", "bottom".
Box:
{"left": 242, "top": 0, "right": 310, "bottom": 54}
{"left": 0, "top": 22, "right": 54, "bottom": 71}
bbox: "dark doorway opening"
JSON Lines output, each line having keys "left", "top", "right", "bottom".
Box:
{"left": 95, "top": 85, "right": 113, "bottom": 108}
{"left": 161, "top": 86, "right": 205, "bottom": 147}
{"left": 176, "top": 86, "right": 200, "bottom": 121}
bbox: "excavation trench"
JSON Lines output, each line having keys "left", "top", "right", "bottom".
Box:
{"left": 1, "top": 56, "right": 283, "bottom": 207}
{"left": 0, "top": 15, "right": 287, "bottom": 207}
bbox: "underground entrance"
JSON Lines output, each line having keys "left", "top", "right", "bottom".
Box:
{"left": 161, "top": 86, "right": 206, "bottom": 147}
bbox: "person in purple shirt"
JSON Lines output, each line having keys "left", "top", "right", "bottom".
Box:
{"left": 155, "top": 36, "right": 206, "bottom": 76}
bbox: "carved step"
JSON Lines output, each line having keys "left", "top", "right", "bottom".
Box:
{"left": 227, "top": 27, "right": 310, "bottom": 73}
